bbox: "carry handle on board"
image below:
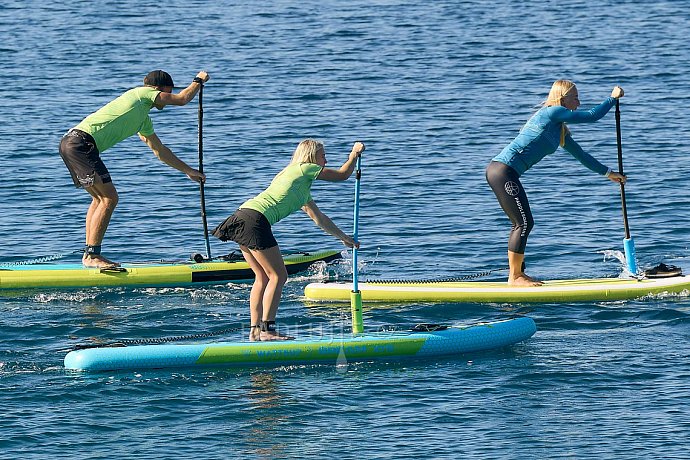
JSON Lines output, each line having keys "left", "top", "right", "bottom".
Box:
{"left": 615, "top": 99, "right": 637, "bottom": 275}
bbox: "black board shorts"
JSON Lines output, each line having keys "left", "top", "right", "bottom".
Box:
{"left": 59, "top": 129, "right": 111, "bottom": 188}
{"left": 212, "top": 208, "right": 278, "bottom": 250}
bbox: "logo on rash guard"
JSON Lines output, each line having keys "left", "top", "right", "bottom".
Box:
{"left": 504, "top": 181, "right": 520, "bottom": 196}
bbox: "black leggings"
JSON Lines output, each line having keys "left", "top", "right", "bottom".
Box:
{"left": 486, "top": 161, "right": 534, "bottom": 254}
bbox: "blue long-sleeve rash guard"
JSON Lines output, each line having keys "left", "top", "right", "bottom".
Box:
{"left": 492, "top": 97, "right": 616, "bottom": 176}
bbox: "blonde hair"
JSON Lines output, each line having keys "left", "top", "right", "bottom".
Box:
{"left": 290, "top": 139, "right": 324, "bottom": 164}
{"left": 545, "top": 79, "right": 576, "bottom": 107}
{"left": 545, "top": 79, "right": 576, "bottom": 147}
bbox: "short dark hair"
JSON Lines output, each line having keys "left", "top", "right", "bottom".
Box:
{"left": 143, "top": 70, "right": 174, "bottom": 88}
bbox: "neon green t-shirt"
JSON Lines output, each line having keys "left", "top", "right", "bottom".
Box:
{"left": 241, "top": 163, "right": 323, "bottom": 225}
{"left": 75, "top": 86, "right": 159, "bottom": 153}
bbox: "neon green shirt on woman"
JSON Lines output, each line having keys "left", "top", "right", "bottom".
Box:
{"left": 75, "top": 87, "right": 160, "bottom": 153}
{"left": 241, "top": 163, "right": 323, "bottom": 225}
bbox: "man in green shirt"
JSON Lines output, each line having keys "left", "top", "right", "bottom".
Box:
{"left": 59, "top": 70, "right": 209, "bottom": 268}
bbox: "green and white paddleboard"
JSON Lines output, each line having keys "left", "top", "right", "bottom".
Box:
{"left": 304, "top": 274, "right": 690, "bottom": 303}
{"left": 0, "top": 250, "right": 340, "bottom": 290}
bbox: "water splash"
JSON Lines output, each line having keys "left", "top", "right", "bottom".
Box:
{"left": 599, "top": 249, "right": 634, "bottom": 277}
{"left": 289, "top": 249, "right": 376, "bottom": 283}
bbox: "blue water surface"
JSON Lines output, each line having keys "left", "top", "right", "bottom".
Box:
{"left": 1, "top": 1, "right": 689, "bottom": 458}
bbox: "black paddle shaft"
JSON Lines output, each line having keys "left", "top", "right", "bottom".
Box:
{"left": 198, "top": 84, "right": 212, "bottom": 259}
{"left": 615, "top": 100, "right": 632, "bottom": 240}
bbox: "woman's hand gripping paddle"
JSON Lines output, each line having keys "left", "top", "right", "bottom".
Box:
{"left": 351, "top": 150, "right": 364, "bottom": 334}
{"left": 615, "top": 99, "right": 637, "bottom": 275}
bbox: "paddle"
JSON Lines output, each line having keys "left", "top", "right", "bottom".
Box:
{"left": 350, "top": 150, "right": 364, "bottom": 334}
{"left": 197, "top": 82, "right": 212, "bottom": 260}
{"left": 615, "top": 99, "right": 637, "bottom": 275}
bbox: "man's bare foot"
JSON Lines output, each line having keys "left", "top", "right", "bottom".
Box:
{"left": 508, "top": 273, "right": 543, "bottom": 287}
{"left": 83, "top": 254, "right": 120, "bottom": 269}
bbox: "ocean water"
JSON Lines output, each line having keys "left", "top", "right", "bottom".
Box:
{"left": 1, "top": 1, "right": 690, "bottom": 458}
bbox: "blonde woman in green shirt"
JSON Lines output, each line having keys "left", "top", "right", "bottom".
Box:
{"left": 213, "top": 139, "right": 365, "bottom": 341}
{"left": 59, "top": 70, "right": 209, "bottom": 268}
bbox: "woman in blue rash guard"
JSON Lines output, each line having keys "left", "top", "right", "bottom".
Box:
{"left": 486, "top": 80, "right": 626, "bottom": 286}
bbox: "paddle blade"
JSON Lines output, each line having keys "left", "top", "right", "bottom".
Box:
{"left": 623, "top": 237, "right": 638, "bottom": 275}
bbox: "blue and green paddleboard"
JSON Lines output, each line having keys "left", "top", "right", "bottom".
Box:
{"left": 0, "top": 249, "right": 340, "bottom": 290}
{"left": 64, "top": 317, "right": 536, "bottom": 371}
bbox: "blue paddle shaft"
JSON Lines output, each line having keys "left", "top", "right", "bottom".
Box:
{"left": 623, "top": 237, "right": 638, "bottom": 275}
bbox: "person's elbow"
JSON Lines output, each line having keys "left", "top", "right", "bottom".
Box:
{"left": 179, "top": 94, "right": 196, "bottom": 106}
{"left": 148, "top": 143, "right": 169, "bottom": 161}
{"left": 150, "top": 148, "right": 164, "bottom": 160}
{"left": 311, "top": 212, "right": 328, "bottom": 228}
{"left": 162, "top": 93, "right": 193, "bottom": 107}
{"left": 141, "top": 136, "right": 161, "bottom": 158}
{"left": 176, "top": 90, "right": 199, "bottom": 106}
{"left": 329, "top": 169, "right": 350, "bottom": 182}
{"left": 309, "top": 213, "right": 325, "bottom": 227}
{"left": 168, "top": 95, "right": 190, "bottom": 106}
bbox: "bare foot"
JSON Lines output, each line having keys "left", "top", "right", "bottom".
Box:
{"left": 260, "top": 330, "right": 295, "bottom": 341}
{"left": 83, "top": 254, "right": 120, "bottom": 269}
{"left": 249, "top": 327, "right": 261, "bottom": 342}
{"left": 509, "top": 273, "right": 543, "bottom": 287}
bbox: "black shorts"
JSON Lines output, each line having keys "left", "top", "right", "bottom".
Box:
{"left": 211, "top": 208, "right": 278, "bottom": 250}
{"left": 59, "top": 129, "right": 111, "bottom": 188}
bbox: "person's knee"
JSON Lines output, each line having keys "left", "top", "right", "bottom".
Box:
{"left": 524, "top": 216, "right": 534, "bottom": 235}
{"left": 269, "top": 267, "right": 288, "bottom": 286}
{"left": 104, "top": 194, "right": 119, "bottom": 210}
{"left": 92, "top": 189, "right": 119, "bottom": 209}
{"left": 254, "top": 273, "right": 270, "bottom": 287}
{"left": 513, "top": 217, "right": 534, "bottom": 237}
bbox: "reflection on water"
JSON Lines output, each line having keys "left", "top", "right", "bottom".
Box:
{"left": 246, "top": 373, "right": 290, "bottom": 459}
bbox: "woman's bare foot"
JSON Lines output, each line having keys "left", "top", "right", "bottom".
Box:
{"left": 258, "top": 320, "right": 294, "bottom": 341}
{"left": 260, "top": 330, "right": 294, "bottom": 341}
{"left": 249, "top": 325, "right": 261, "bottom": 342}
{"left": 82, "top": 254, "right": 120, "bottom": 269}
{"left": 509, "top": 273, "right": 543, "bottom": 287}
